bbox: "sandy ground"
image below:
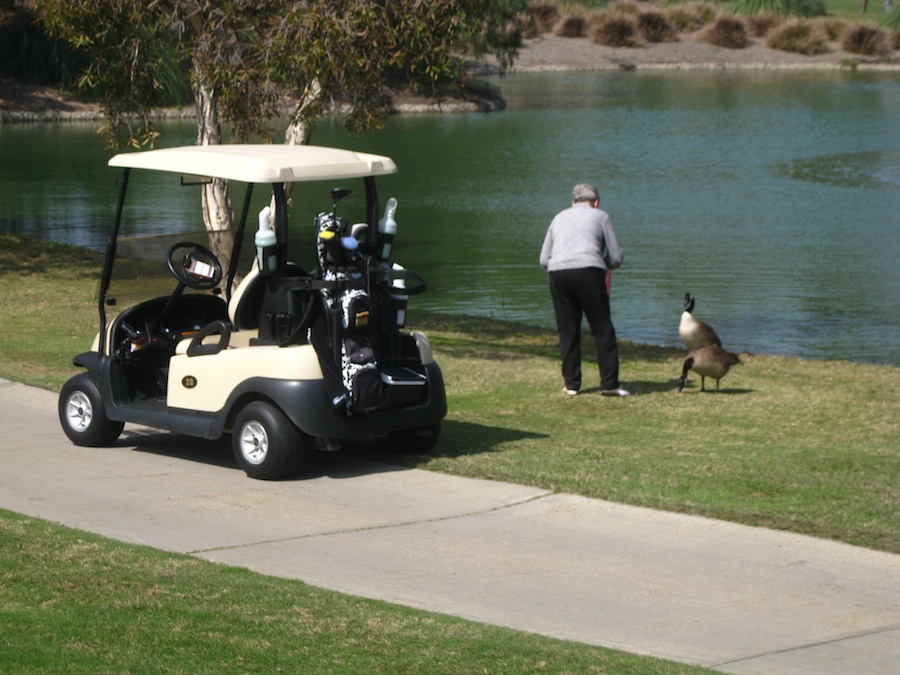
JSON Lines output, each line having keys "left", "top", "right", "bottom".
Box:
{"left": 2, "top": 31, "right": 897, "bottom": 121}
{"left": 497, "top": 32, "right": 899, "bottom": 72}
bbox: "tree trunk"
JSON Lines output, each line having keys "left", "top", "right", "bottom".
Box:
{"left": 195, "top": 77, "right": 232, "bottom": 231}
{"left": 194, "top": 75, "right": 235, "bottom": 289}
{"left": 279, "top": 79, "right": 322, "bottom": 218}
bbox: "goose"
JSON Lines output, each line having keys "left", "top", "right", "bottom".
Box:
{"left": 679, "top": 293, "right": 722, "bottom": 350}
{"left": 677, "top": 345, "right": 741, "bottom": 393}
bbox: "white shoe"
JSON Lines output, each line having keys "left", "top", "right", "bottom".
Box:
{"left": 563, "top": 387, "right": 579, "bottom": 396}
{"left": 601, "top": 387, "right": 631, "bottom": 397}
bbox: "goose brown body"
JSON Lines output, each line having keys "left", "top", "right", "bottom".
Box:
{"left": 679, "top": 293, "right": 721, "bottom": 350}
{"left": 677, "top": 345, "right": 741, "bottom": 392}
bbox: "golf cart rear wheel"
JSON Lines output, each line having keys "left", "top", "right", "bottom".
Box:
{"left": 58, "top": 374, "right": 124, "bottom": 447}
{"left": 232, "top": 401, "right": 306, "bottom": 480}
{"left": 375, "top": 422, "right": 441, "bottom": 455}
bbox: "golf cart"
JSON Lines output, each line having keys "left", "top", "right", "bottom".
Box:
{"left": 58, "top": 144, "right": 446, "bottom": 479}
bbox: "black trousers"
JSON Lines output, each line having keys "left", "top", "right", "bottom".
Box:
{"left": 549, "top": 267, "right": 619, "bottom": 392}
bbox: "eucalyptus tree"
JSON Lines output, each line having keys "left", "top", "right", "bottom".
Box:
{"left": 38, "top": 0, "right": 522, "bottom": 239}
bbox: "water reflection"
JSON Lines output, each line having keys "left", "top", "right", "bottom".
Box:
{"left": 1, "top": 70, "right": 898, "bottom": 365}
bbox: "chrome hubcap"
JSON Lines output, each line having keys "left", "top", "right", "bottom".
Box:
{"left": 65, "top": 391, "right": 92, "bottom": 432}
{"left": 239, "top": 421, "right": 268, "bottom": 465}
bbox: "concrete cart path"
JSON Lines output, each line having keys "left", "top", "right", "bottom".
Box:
{"left": 2, "top": 378, "right": 898, "bottom": 674}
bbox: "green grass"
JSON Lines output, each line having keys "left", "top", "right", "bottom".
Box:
{"left": 1, "top": 234, "right": 898, "bottom": 555}
{"left": 394, "top": 314, "right": 899, "bottom": 554}
{"left": 1, "top": 221, "right": 898, "bottom": 671}
{"left": 0, "top": 510, "right": 711, "bottom": 674}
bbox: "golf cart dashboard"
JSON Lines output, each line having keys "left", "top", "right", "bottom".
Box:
{"left": 111, "top": 293, "right": 228, "bottom": 362}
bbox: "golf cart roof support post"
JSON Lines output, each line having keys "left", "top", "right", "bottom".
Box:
{"left": 272, "top": 182, "right": 289, "bottom": 273}
{"left": 226, "top": 181, "right": 255, "bottom": 302}
{"left": 98, "top": 167, "right": 131, "bottom": 356}
{"left": 364, "top": 176, "right": 379, "bottom": 247}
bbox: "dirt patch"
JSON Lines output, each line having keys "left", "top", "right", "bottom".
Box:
{"left": 0, "top": 78, "right": 103, "bottom": 119}
{"left": 491, "top": 32, "right": 899, "bottom": 72}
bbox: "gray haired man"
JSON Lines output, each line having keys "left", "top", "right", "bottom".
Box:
{"left": 539, "top": 183, "right": 629, "bottom": 397}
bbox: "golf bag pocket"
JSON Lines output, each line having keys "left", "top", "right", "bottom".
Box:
{"left": 344, "top": 293, "right": 371, "bottom": 331}
{"left": 344, "top": 334, "right": 374, "bottom": 365}
{"left": 349, "top": 364, "right": 382, "bottom": 413}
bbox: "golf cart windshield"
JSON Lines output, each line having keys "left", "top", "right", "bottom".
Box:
{"left": 103, "top": 144, "right": 398, "bottom": 311}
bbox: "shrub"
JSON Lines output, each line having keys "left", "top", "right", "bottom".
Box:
{"left": 528, "top": 1, "right": 561, "bottom": 34}
{"left": 699, "top": 15, "right": 751, "bottom": 48}
{"left": 593, "top": 13, "right": 645, "bottom": 48}
{"left": 556, "top": 12, "right": 590, "bottom": 37}
{"left": 842, "top": 25, "right": 891, "bottom": 57}
{"left": 747, "top": 12, "right": 780, "bottom": 38}
{"left": 608, "top": 1, "right": 641, "bottom": 15}
{"left": 664, "top": 2, "right": 719, "bottom": 32}
{"left": 638, "top": 11, "right": 679, "bottom": 43}
{"left": 815, "top": 17, "right": 847, "bottom": 42}
{"left": 728, "top": 0, "right": 825, "bottom": 17}
{"left": 766, "top": 19, "right": 829, "bottom": 55}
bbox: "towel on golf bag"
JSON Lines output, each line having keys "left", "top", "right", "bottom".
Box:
{"left": 311, "top": 211, "right": 382, "bottom": 414}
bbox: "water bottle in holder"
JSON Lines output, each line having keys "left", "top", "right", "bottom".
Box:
{"left": 377, "top": 197, "right": 397, "bottom": 262}
{"left": 255, "top": 206, "right": 277, "bottom": 274}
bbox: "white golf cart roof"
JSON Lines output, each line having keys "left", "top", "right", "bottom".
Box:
{"left": 108, "top": 144, "right": 397, "bottom": 183}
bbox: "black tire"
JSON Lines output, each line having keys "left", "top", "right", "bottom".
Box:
{"left": 58, "top": 374, "right": 124, "bottom": 447}
{"left": 375, "top": 422, "right": 441, "bottom": 455}
{"left": 232, "top": 401, "right": 306, "bottom": 480}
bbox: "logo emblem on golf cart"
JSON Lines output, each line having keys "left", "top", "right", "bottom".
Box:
{"left": 182, "top": 376, "right": 197, "bottom": 389}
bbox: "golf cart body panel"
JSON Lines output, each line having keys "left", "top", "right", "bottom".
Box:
{"left": 59, "top": 144, "right": 446, "bottom": 478}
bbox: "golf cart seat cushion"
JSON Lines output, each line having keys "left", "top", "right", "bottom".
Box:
{"left": 228, "top": 267, "right": 265, "bottom": 330}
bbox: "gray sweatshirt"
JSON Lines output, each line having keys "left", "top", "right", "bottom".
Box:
{"left": 539, "top": 202, "right": 623, "bottom": 273}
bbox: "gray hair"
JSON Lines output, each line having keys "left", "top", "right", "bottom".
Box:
{"left": 572, "top": 183, "right": 599, "bottom": 203}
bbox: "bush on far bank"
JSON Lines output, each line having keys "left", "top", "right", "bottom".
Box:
{"left": 523, "top": 0, "right": 900, "bottom": 57}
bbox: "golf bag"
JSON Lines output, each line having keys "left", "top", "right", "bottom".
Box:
{"left": 311, "top": 210, "right": 382, "bottom": 414}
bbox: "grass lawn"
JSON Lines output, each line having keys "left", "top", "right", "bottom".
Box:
{"left": 1, "top": 234, "right": 898, "bottom": 554}
{"left": 0, "top": 234, "right": 897, "bottom": 672}
{"left": 0, "top": 510, "right": 712, "bottom": 674}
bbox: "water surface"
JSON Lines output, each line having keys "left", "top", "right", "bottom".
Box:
{"left": 1, "top": 70, "right": 898, "bottom": 365}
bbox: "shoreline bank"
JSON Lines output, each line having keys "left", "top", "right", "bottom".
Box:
{"left": 3, "top": 32, "right": 898, "bottom": 123}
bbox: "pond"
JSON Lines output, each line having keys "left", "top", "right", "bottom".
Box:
{"left": 1, "top": 69, "right": 898, "bottom": 366}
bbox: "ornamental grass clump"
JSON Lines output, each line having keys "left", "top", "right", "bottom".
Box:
{"left": 699, "top": 15, "right": 750, "bottom": 48}
{"left": 528, "top": 1, "right": 561, "bottom": 33}
{"left": 728, "top": 0, "right": 825, "bottom": 17}
{"left": 638, "top": 11, "right": 679, "bottom": 43}
{"left": 608, "top": 1, "right": 641, "bottom": 16}
{"left": 814, "top": 17, "right": 847, "bottom": 42}
{"left": 766, "top": 18, "right": 829, "bottom": 55}
{"left": 555, "top": 11, "right": 590, "bottom": 37}
{"left": 664, "top": 1, "right": 718, "bottom": 32}
{"left": 747, "top": 12, "right": 780, "bottom": 38}
{"left": 841, "top": 24, "right": 891, "bottom": 57}
{"left": 593, "top": 12, "right": 645, "bottom": 48}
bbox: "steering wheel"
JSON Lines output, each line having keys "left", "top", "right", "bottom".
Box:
{"left": 166, "top": 242, "right": 223, "bottom": 290}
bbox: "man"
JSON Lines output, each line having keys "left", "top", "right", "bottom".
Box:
{"left": 539, "top": 183, "right": 629, "bottom": 397}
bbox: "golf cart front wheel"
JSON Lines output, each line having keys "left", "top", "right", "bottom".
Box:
{"left": 58, "top": 374, "right": 124, "bottom": 447}
{"left": 232, "top": 401, "right": 306, "bottom": 480}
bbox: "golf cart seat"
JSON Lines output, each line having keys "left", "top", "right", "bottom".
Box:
{"left": 172, "top": 268, "right": 268, "bottom": 358}
{"left": 228, "top": 267, "right": 265, "bottom": 331}
{"left": 226, "top": 264, "right": 314, "bottom": 345}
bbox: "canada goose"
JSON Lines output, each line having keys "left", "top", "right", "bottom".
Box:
{"left": 677, "top": 345, "right": 741, "bottom": 393}
{"left": 679, "top": 293, "right": 722, "bottom": 350}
